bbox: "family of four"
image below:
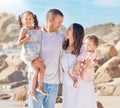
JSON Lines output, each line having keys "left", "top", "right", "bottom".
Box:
{"left": 18, "top": 9, "right": 99, "bottom": 108}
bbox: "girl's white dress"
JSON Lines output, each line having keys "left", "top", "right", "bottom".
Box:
{"left": 20, "top": 30, "right": 40, "bottom": 62}
{"left": 62, "top": 51, "right": 97, "bottom": 108}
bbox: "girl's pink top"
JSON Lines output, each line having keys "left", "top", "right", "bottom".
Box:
{"left": 77, "top": 50, "right": 96, "bottom": 82}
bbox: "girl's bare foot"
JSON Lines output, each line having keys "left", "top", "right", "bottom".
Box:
{"left": 29, "top": 91, "right": 38, "bottom": 102}
{"left": 36, "top": 88, "right": 48, "bottom": 96}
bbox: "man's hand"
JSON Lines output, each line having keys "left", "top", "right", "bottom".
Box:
{"left": 32, "top": 58, "right": 46, "bottom": 70}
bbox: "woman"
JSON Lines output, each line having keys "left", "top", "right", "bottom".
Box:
{"left": 62, "top": 23, "right": 97, "bottom": 108}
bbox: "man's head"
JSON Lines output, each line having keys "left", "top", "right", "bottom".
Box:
{"left": 46, "top": 9, "right": 64, "bottom": 32}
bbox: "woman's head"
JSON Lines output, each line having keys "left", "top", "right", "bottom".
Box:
{"left": 18, "top": 11, "right": 39, "bottom": 29}
{"left": 63, "top": 23, "right": 84, "bottom": 55}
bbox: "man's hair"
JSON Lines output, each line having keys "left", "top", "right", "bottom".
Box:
{"left": 46, "top": 9, "right": 63, "bottom": 19}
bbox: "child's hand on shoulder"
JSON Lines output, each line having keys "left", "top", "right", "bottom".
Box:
{"left": 35, "top": 26, "right": 41, "bottom": 30}
{"left": 25, "top": 34, "right": 31, "bottom": 40}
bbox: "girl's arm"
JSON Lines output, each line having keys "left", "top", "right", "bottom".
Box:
{"left": 18, "top": 28, "right": 30, "bottom": 46}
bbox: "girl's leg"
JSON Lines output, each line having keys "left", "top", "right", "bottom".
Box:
{"left": 30, "top": 67, "right": 39, "bottom": 102}
{"left": 71, "top": 76, "right": 79, "bottom": 88}
{"left": 69, "top": 72, "right": 79, "bottom": 88}
{"left": 36, "top": 69, "right": 48, "bottom": 95}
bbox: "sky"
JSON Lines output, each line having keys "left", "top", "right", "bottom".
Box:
{"left": 0, "top": 0, "right": 120, "bottom": 28}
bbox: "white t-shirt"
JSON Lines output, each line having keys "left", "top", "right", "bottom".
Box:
{"left": 27, "top": 28, "right": 64, "bottom": 84}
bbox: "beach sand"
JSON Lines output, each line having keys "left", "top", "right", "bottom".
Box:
{"left": 0, "top": 96, "right": 120, "bottom": 108}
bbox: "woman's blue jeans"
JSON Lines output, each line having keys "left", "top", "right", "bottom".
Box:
{"left": 28, "top": 80, "right": 59, "bottom": 108}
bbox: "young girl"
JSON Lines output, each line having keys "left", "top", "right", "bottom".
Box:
{"left": 18, "top": 11, "right": 47, "bottom": 102}
{"left": 69, "top": 35, "right": 99, "bottom": 87}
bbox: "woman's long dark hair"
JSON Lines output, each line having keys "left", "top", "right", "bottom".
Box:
{"left": 63, "top": 23, "right": 84, "bottom": 55}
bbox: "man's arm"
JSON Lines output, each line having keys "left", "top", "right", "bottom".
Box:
{"left": 32, "top": 58, "right": 46, "bottom": 70}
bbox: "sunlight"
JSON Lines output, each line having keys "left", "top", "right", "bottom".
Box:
{"left": 0, "top": 0, "right": 26, "bottom": 13}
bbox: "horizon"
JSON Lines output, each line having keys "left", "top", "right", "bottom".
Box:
{"left": 0, "top": 0, "right": 120, "bottom": 28}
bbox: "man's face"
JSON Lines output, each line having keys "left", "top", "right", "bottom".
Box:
{"left": 50, "top": 15, "right": 63, "bottom": 31}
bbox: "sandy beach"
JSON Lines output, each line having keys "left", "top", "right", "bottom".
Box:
{"left": 55, "top": 96, "right": 120, "bottom": 108}
{"left": 0, "top": 96, "right": 120, "bottom": 108}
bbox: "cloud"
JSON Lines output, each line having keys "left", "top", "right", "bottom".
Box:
{"left": 92, "top": 0, "right": 120, "bottom": 8}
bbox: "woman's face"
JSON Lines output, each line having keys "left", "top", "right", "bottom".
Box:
{"left": 66, "top": 25, "right": 74, "bottom": 41}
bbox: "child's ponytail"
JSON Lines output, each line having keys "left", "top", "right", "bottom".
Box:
{"left": 33, "top": 14, "right": 39, "bottom": 29}
{"left": 18, "top": 15, "right": 22, "bottom": 28}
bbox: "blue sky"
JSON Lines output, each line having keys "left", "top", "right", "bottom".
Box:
{"left": 0, "top": 0, "right": 120, "bottom": 28}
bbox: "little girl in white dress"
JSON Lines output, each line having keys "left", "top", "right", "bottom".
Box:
{"left": 18, "top": 11, "right": 47, "bottom": 102}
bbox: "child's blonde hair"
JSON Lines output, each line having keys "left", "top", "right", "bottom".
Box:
{"left": 85, "top": 35, "right": 99, "bottom": 47}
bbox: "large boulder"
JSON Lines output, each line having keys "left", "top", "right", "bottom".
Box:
{"left": 0, "top": 66, "right": 27, "bottom": 83}
{"left": 0, "top": 55, "right": 27, "bottom": 84}
{"left": 96, "top": 44, "right": 118, "bottom": 65}
{"left": 98, "top": 84, "right": 120, "bottom": 96}
{"left": 5, "top": 55, "right": 26, "bottom": 68}
{"left": 0, "top": 12, "right": 15, "bottom": 30}
{"left": 0, "top": 54, "right": 8, "bottom": 72}
{"left": 95, "top": 56, "right": 120, "bottom": 84}
{"left": 14, "top": 85, "right": 28, "bottom": 101}
{"left": 6, "top": 23, "right": 19, "bottom": 36}
{"left": 94, "top": 71, "right": 112, "bottom": 84}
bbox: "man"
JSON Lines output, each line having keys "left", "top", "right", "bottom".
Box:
{"left": 28, "top": 9, "right": 64, "bottom": 108}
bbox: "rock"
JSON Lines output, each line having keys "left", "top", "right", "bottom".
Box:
{"left": 6, "top": 55, "right": 22, "bottom": 66}
{"left": 98, "top": 83, "right": 120, "bottom": 96}
{"left": 0, "top": 54, "right": 7, "bottom": 59}
{"left": 0, "top": 13, "right": 15, "bottom": 30}
{"left": 115, "top": 40, "right": 120, "bottom": 55}
{"left": 113, "top": 86, "right": 120, "bottom": 96}
{"left": 96, "top": 44, "right": 118, "bottom": 65}
{"left": 94, "top": 56, "right": 120, "bottom": 84}
{"left": 0, "top": 57, "right": 8, "bottom": 72}
{"left": 94, "top": 72, "right": 113, "bottom": 84}
{"left": 6, "top": 23, "right": 19, "bottom": 35}
{"left": 0, "top": 93, "right": 11, "bottom": 100}
{"left": 2, "top": 42, "right": 18, "bottom": 50}
{"left": 0, "top": 66, "right": 27, "bottom": 84}
{"left": 98, "top": 85, "right": 115, "bottom": 96}
{"left": 14, "top": 85, "right": 28, "bottom": 101}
